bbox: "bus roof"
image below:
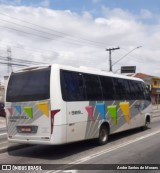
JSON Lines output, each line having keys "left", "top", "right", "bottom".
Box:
{"left": 52, "top": 64, "right": 144, "bottom": 82}
{"left": 12, "top": 63, "right": 143, "bottom": 82}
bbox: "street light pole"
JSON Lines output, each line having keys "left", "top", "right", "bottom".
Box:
{"left": 106, "top": 47, "right": 120, "bottom": 71}
{"left": 112, "top": 46, "right": 142, "bottom": 67}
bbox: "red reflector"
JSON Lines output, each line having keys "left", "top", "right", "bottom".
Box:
{"left": 51, "top": 109, "right": 60, "bottom": 134}
{"left": 51, "top": 109, "right": 60, "bottom": 118}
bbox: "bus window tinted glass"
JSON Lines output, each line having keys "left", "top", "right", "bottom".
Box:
{"left": 128, "top": 80, "right": 136, "bottom": 99}
{"left": 128, "top": 80, "right": 145, "bottom": 100}
{"left": 136, "top": 82, "right": 145, "bottom": 99}
{"left": 6, "top": 67, "right": 50, "bottom": 102}
{"left": 84, "top": 74, "right": 102, "bottom": 101}
{"left": 113, "top": 78, "right": 130, "bottom": 100}
{"left": 100, "top": 76, "right": 115, "bottom": 100}
{"left": 142, "top": 83, "right": 151, "bottom": 101}
{"left": 61, "top": 71, "right": 85, "bottom": 101}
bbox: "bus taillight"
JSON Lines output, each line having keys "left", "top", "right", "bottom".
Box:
{"left": 51, "top": 109, "right": 60, "bottom": 134}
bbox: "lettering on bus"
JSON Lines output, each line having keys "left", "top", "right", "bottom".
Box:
{"left": 70, "top": 110, "right": 83, "bottom": 115}
{"left": 9, "top": 116, "right": 29, "bottom": 122}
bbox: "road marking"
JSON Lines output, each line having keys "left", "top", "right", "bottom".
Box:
{"left": 63, "top": 171, "right": 78, "bottom": 173}
{"left": 0, "top": 133, "right": 7, "bottom": 136}
{"left": 0, "top": 141, "right": 8, "bottom": 145}
{"left": 46, "top": 129, "right": 160, "bottom": 173}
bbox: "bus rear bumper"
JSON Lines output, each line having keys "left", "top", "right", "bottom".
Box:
{"left": 7, "top": 138, "right": 67, "bottom": 145}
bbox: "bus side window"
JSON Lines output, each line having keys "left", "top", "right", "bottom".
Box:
{"left": 100, "top": 76, "right": 115, "bottom": 100}
{"left": 128, "top": 80, "right": 145, "bottom": 100}
{"left": 61, "top": 70, "right": 85, "bottom": 101}
{"left": 136, "top": 82, "right": 145, "bottom": 100}
{"left": 123, "top": 80, "right": 131, "bottom": 100}
{"left": 113, "top": 78, "right": 130, "bottom": 100}
{"left": 142, "top": 83, "right": 151, "bottom": 101}
{"left": 128, "top": 80, "right": 135, "bottom": 100}
{"left": 83, "top": 74, "right": 103, "bottom": 101}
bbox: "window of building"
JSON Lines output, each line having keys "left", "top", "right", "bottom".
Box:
{"left": 154, "top": 81, "right": 157, "bottom": 86}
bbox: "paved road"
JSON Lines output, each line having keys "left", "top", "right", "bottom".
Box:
{"left": 0, "top": 115, "right": 159, "bottom": 173}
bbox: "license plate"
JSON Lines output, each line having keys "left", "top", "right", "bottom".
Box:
{"left": 17, "top": 126, "right": 38, "bottom": 133}
{"left": 21, "top": 127, "right": 31, "bottom": 132}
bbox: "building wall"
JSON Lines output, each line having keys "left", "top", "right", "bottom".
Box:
{"left": 151, "top": 78, "right": 160, "bottom": 104}
{"left": 152, "top": 78, "right": 160, "bottom": 88}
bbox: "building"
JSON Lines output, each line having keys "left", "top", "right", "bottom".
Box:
{"left": 133, "top": 73, "right": 160, "bottom": 104}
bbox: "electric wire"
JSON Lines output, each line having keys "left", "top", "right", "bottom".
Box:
{"left": 0, "top": 12, "right": 109, "bottom": 47}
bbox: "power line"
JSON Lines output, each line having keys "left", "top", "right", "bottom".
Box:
{"left": 0, "top": 12, "right": 108, "bottom": 47}
{"left": 0, "top": 55, "right": 49, "bottom": 65}
{"left": 0, "top": 61, "right": 27, "bottom": 67}
{"left": 0, "top": 17, "right": 104, "bottom": 47}
{"left": 0, "top": 41, "right": 58, "bottom": 55}
{"left": 0, "top": 15, "right": 107, "bottom": 48}
{"left": 0, "top": 43, "right": 58, "bottom": 62}
{"left": 1, "top": 25, "right": 104, "bottom": 48}
{"left": 0, "top": 55, "right": 49, "bottom": 68}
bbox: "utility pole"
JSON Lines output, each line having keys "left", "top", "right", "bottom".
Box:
{"left": 7, "top": 46, "right": 12, "bottom": 75}
{"left": 106, "top": 47, "right": 120, "bottom": 71}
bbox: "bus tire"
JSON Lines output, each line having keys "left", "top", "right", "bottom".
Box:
{"left": 97, "top": 125, "right": 109, "bottom": 145}
{"left": 142, "top": 116, "right": 150, "bottom": 130}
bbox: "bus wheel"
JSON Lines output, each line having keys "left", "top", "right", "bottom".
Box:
{"left": 143, "top": 117, "right": 150, "bottom": 130}
{"left": 97, "top": 125, "right": 109, "bottom": 145}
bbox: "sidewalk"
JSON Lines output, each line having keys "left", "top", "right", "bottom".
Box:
{"left": 152, "top": 104, "right": 160, "bottom": 110}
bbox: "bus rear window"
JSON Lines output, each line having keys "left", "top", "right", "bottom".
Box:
{"left": 6, "top": 67, "right": 50, "bottom": 102}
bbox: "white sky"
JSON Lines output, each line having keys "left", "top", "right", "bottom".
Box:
{"left": 0, "top": 2, "right": 160, "bottom": 81}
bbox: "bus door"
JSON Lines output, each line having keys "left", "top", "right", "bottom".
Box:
{"left": 61, "top": 70, "right": 88, "bottom": 143}
{"left": 66, "top": 102, "right": 88, "bottom": 143}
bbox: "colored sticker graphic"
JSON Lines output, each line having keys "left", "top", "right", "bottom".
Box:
{"left": 24, "top": 107, "right": 33, "bottom": 119}
{"left": 36, "top": 102, "right": 49, "bottom": 117}
{"left": 85, "top": 106, "right": 94, "bottom": 121}
{"left": 96, "top": 103, "right": 106, "bottom": 119}
{"left": 120, "top": 102, "right": 130, "bottom": 124}
{"left": 14, "top": 105, "right": 21, "bottom": 114}
{"left": 107, "top": 105, "right": 117, "bottom": 125}
{"left": 7, "top": 108, "right": 13, "bottom": 116}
